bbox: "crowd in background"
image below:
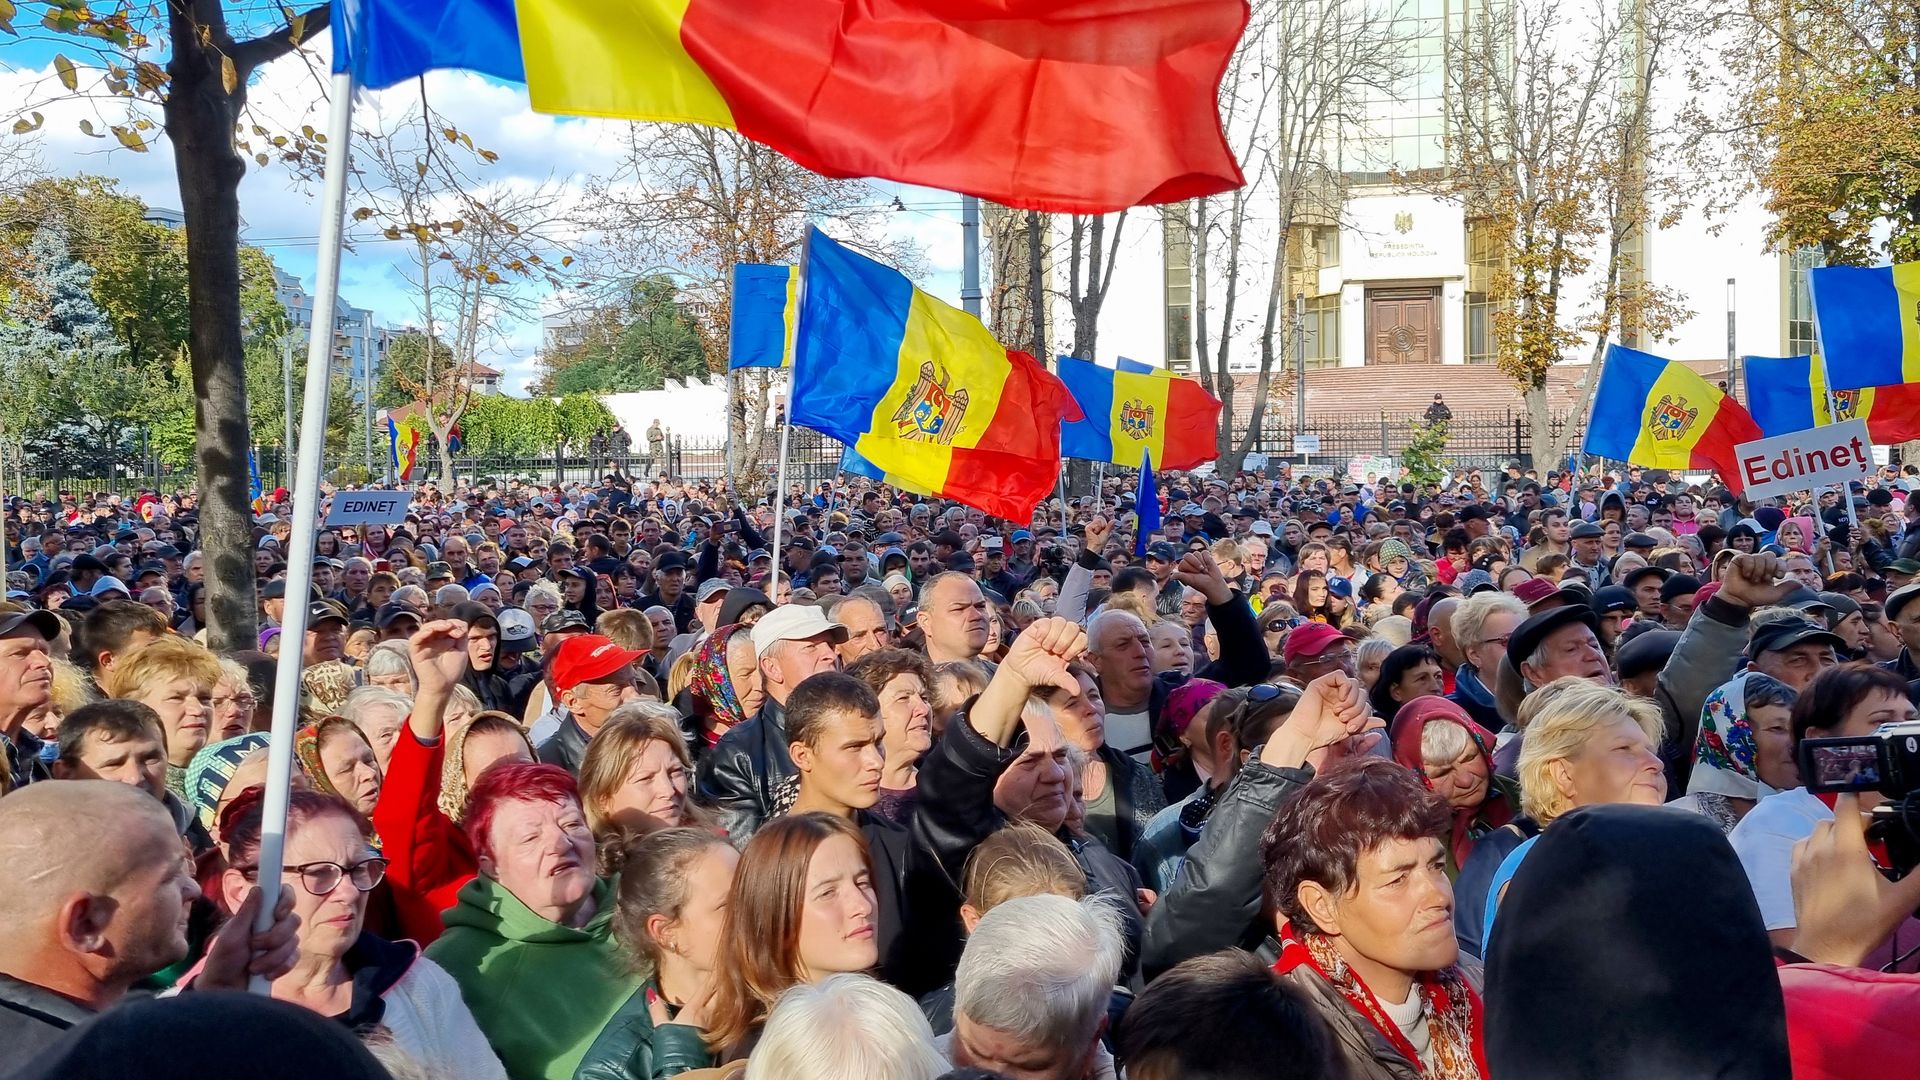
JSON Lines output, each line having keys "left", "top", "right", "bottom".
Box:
{"left": 4, "top": 454, "right": 1920, "bottom": 1079}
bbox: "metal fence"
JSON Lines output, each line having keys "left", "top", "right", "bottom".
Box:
{"left": 6, "top": 409, "right": 1589, "bottom": 500}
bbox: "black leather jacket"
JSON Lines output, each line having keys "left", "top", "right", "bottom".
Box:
{"left": 1140, "top": 755, "right": 1314, "bottom": 981}
{"left": 695, "top": 696, "right": 794, "bottom": 841}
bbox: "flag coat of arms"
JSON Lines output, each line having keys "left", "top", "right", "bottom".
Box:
{"left": 1745, "top": 355, "right": 1920, "bottom": 444}
{"left": 787, "top": 228, "right": 1077, "bottom": 521}
{"left": 1582, "top": 344, "right": 1762, "bottom": 492}
{"left": 1056, "top": 355, "right": 1221, "bottom": 470}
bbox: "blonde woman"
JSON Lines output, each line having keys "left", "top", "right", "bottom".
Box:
{"left": 578, "top": 702, "right": 710, "bottom": 843}
{"left": 1456, "top": 678, "right": 1666, "bottom": 958}
{"left": 102, "top": 635, "right": 223, "bottom": 801}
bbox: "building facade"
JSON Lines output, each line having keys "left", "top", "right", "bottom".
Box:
{"left": 273, "top": 265, "right": 394, "bottom": 397}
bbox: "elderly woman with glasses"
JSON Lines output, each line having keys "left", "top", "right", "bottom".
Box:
{"left": 216, "top": 785, "right": 506, "bottom": 1079}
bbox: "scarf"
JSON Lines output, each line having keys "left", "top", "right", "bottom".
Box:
{"left": 1389, "top": 696, "right": 1513, "bottom": 871}
{"left": 294, "top": 723, "right": 338, "bottom": 798}
{"left": 690, "top": 624, "right": 750, "bottom": 742}
{"left": 1275, "top": 923, "right": 1487, "bottom": 1079}
{"left": 1688, "top": 673, "right": 1784, "bottom": 804}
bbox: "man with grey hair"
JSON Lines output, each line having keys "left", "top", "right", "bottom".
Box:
{"left": 830, "top": 591, "right": 892, "bottom": 666}
{"left": 1448, "top": 591, "right": 1527, "bottom": 730}
{"left": 944, "top": 893, "right": 1125, "bottom": 1079}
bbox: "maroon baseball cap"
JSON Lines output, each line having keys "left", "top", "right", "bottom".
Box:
{"left": 1282, "top": 622, "right": 1349, "bottom": 665}
{"left": 549, "top": 635, "right": 644, "bottom": 693}
{"left": 1511, "top": 578, "right": 1569, "bottom": 610}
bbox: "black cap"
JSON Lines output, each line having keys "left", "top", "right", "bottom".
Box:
{"left": 71, "top": 554, "right": 108, "bottom": 575}
{"left": 1748, "top": 618, "right": 1845, "bottom": 657}
{"left": 654, "top": 551, "right": 690, "bottom": 573}
{"left": 134, "top": 562, "right": 168, "bottom": 581}
{"left": 1622, "top": 565, "right": 1672, "bottom": 590}
{"left": 932, "top": 529, "right": 965, "bottom": 550}
{"left": 1623, "top": 532, "right": 1658, "bottom": 550}
{"left": 1146, "top": 541, "right": 1180, "bottom": 561}
{"left": 541, "top": 609, "right": 590, "bottom": 635}
{"left": 447, "top": 601, "right": 497, "bottom": 629}
{"left": 262, "top": 580, "right": 288, "bottom": 599}
{"left": 1590, "top": 585, "right": 1635, "bottom": 615}
{"left": 1508, "top": 606, "right": 1602, "bottom": 670}
{"left": 374, "top": 602, "right": 422, "bottom": 630}
{"left": 1658, "top": 574, "right": 1702, "bottom": 603}
{"left": 0, "top": 608, "right": 61, "bottom": 641}
{"left": 1570, "top": 521, "right": 1604, "bottom": 540}
{"left": 306, "top": 599, "right": 350, "bottom": 627}
{"left": 1617, "top": 629, "right": 1682, "bottom": 680}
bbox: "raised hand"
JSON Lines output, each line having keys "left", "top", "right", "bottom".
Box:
{"left": 997, "top": 617, "right": 1087, "bottom": 694}
{"left": 1717, "top": 552, "right": 1798, "bottom": 610}
{"left": 409, "top": 619, "right": 472, "bottom": 698}
{"left": 1261, "top": 671, "right": 1370, "bottom": 770}
{"left": 1082, "top": 516, "right": 1114, "bottom": 554}
{"left": 1172, "top": 550, "right": 1232, "bottom": 605}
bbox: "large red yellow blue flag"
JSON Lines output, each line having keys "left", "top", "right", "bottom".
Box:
{"left": 334, "top": 0, "right": 1249, "bottom": 214}
{"left": 789, "top": 228, "right": 1078, "bottom": 522}
{"left": 1744, "top": 355, "right": 1920, "bottom": 444}
{"left": 1583, "top": 344, "right": 1762, "bottom": 493}
{"left": 1056, "top": 356, "right": 1221, "bottom": 470}
{"left": 1807, "top": 263, "right": 1920, "bottom": 389}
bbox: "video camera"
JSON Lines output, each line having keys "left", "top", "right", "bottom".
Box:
{"left": 1801, "top": 722, "right": 1920, "bottom": 879}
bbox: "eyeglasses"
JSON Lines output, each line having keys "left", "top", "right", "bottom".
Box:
{"left": 239, "top": 857, "right": 389, "bottom": 896}
{"left": 211, "top": 693, "right": 258, "bottom": 710}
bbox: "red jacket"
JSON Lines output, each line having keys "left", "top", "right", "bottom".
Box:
{"left": 371, "top": 725, "right": 477, "bottom": 944}
{"left": 1779, "top": 961, "right": 1920, "bottom": 1080}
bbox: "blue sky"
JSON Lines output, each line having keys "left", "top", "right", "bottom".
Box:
{"left": 2, "top": 29, "right": 967, "bottom": 393}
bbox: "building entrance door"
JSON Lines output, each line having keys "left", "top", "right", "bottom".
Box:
{"left": 1366, "top": 286, "right": 1439, "bottom": 364}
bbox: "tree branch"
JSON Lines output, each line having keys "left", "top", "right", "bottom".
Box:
{"left": 233, "top": 4, "right": 330, "bottom": 76}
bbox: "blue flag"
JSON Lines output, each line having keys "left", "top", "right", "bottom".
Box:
{"left": 331, "top": 0, "right": 525, "bottom": 91}
{"left": 729, "top": 264, "right": 799, "bottom": 369}
{"left": 1134, "top": 448, "right": 1159, "bottom": 556}
{"left": 248, "top": 450, "right": 262, "bottom": 506}
{"left": 1116, "top": 356, "right": 1155, "bottom": 373}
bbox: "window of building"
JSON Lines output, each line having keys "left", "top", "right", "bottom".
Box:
{"left": 1785, "top": 246, "right": 1820, "bottom": 357}
{"left": 1303, "top": 293, "right": 1340, "bottom": 369}
{"left": 1465, "top": 217, "right": 1506, "bottom": 364}
{"left": 1163, "top": 207, "right": 1194, "bottom": 370}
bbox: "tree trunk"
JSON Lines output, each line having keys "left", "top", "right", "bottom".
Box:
{"left": 165, "top": 14, "right": 258, "bottom": 655}
{"left": 1524, "top": 384, "right": 1554, "bottom": 473}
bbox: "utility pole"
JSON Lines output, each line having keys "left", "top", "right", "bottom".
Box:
{"left": 1725, "top": 278, "right": 1738, "bottom": 402}
{"left": 363, "top": 341, "right": 375, "bottom": 482}
{"left": 283, "top": 331, "right": 297, "bottom": 487}
{"left": 961, "top": 196, "right": 983, "bottom": 319}
{"left": 1294, "top": 293, "right": 1307, "bottom": 438}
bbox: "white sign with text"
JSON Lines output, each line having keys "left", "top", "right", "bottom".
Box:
{"left": 1733, "top": 420, "right": 1872, "bottom": 500}
{"left": 325, "top": 490, "right": 413, "bottom": 527}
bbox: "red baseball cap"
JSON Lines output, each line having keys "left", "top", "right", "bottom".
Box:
{"left": 1282, "top": 622, "right": 1349, "bottom": 665}
{"left": 1511, "top": 578, "right": 1567, "bottom": 610}
{"left": 549, "top": 635, "right": 644, "bottom": 693}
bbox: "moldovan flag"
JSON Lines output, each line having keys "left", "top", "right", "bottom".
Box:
{"left": 789, "top": 228, "right": 1078, "bottom": 522}
{"left": 1745, "top": 355, "right": 1920, "bottom": 444}
{"left": 838, "top": 447, "right": 933, "bottom": 496}
{"left": 1807, "top": 263, "right": 1920, "bottom": 389}
{"left": 1056, "top": 356, "right": 1221, "bottom": 470}
{"left": 1583, "top": 344, "right": 1762, "bottom": 492}
{"left": 388, "top": 417, "right": 421, "bottom": 482}
{"left": 333, "top": 0, "right": 1249, "bottom": 213}
{"left": 729, "top": 264, "right": 799, "bottom": 370}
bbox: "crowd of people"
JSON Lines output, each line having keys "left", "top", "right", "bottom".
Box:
{"left": 4, "top": 455, "right": 1920, "bottom": 1079}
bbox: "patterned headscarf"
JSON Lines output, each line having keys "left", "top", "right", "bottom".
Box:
{"left": 690, "top": 624, "right": 751, "bottom": 740}
{"left": 1690, "top": 672, "right": 1790, "bottom": 803}
{"left": 186, "top": 733, "right": 271, "bottom": 831}
{"left": 1380, "top": 538, "right": 1416, "bottom": 565}
{"left": 1275, "top": 922, "right": 1487, "bottom": 1079}
{"left": 294, "top": 717, "right": 371, "bottom": 800}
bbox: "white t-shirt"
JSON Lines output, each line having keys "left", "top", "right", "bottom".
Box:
{"left": 1105, "top": 706, "right": 1153, "bottom": 764}
{"left": 1728, "top": 787, "right": 1831, "bottom": 931}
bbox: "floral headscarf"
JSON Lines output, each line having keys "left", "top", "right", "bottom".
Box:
{"left": 294, "top": 716, "right": 370, "bottom": 800}
{"left": 1689, "top": 672, "right": 1789, "bottom": 803}
{"left": 690, "top": 624, "right": 751, "bottom": 740}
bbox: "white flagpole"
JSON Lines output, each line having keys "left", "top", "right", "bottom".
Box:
{"left": 250, "top": 69, "right": 356, "bottom": 992}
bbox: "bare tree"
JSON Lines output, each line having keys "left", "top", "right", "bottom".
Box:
{"left": 1192, "top": 0, "right": 1403, "bottom": 474}
{"left": 580, "top": 125, "right": 917, "bottom": 494}
{"left": 1436, "top": 0, "right": 1693, "bottom": 469}
{"left": 355, "top": 88, "right": 572, "bottom": 484}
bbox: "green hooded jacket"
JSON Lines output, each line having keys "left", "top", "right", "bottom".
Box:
{"left": 425, "top": 875, "right": 638, "bottom": 1080}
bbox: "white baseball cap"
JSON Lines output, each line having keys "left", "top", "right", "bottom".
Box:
{"left": 749, "top": 604, "right": 849, "bottom": 655}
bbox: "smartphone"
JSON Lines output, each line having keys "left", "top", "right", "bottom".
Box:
{"left": 1798, "top": 735, "right": 1889, "bottom": 795}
